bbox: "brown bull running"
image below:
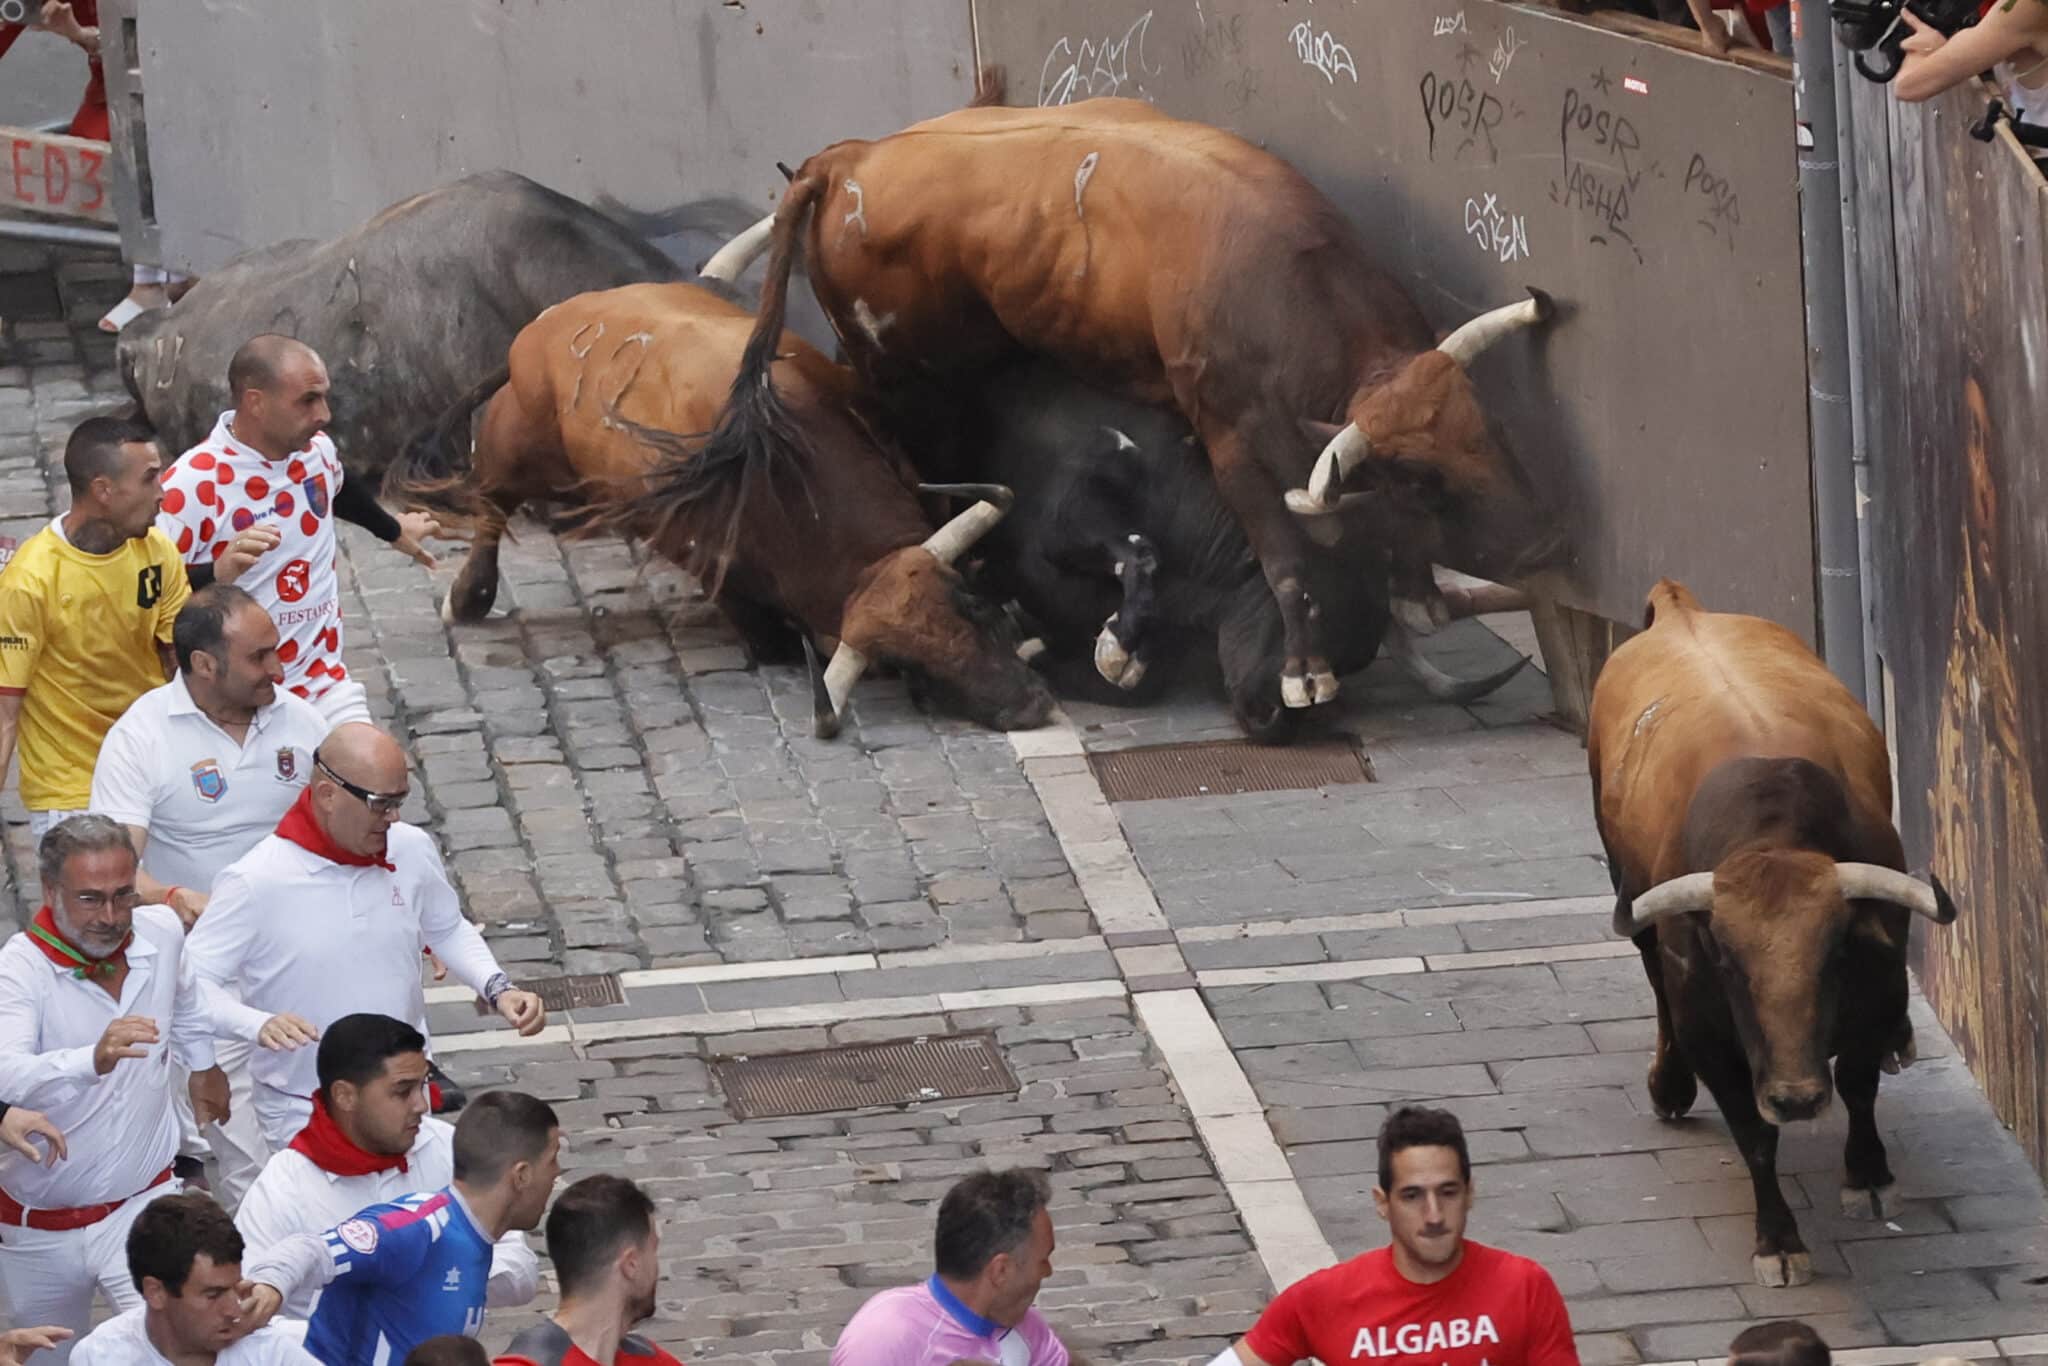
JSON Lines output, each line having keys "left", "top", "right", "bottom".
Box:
{"left": 384, "top": 281, "right": 1053, "bottom": 736}
{"left": 703, "top": 95, "right": 1563, "bottom": 713}
{"left": 1589, "top": 579, "right": 1957, "bottom": 1288}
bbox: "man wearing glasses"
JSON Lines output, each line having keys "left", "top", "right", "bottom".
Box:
{"left": 185, "top": 723, "right": 546, "bottom": 1149}
{"left": 0, "top": 815, "right": 230, "bottom": 1362}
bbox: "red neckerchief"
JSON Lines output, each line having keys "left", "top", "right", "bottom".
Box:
{"left": 275, "top": 787, "right": 394, "bottom": 872}
{"left": 26, "top": 906, "right": 129, "bottom": 980}
{"left": 288, "top": 1093, "right": 410, "bottom": 1178}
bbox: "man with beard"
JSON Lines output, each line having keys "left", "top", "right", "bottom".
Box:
{"left": 236, "top": 1013, "right": 538, "bottom": 1318}
{"left": 155, "top": 335, "right": 439, "bottom": 728}
{"left": 0, "top": 817, "right": 228, "bottom": 1363}
{"left": 185, "top": 723, "right": 545, "bottom": 1148}
{"left": 493, "top": 1175, "right": 682, "bottom": 1366}
{"left": 0, "top": 417, "right": 188, "bottom": 840}
{"left": 1213, "top": 1107, "right": 1579, "bottom": 1366}
{"left": 68, "top": 1192, "right": 317, "bottom": 1364}
{"left": 91, "top": 585, "right": 332, "bottom": 1206}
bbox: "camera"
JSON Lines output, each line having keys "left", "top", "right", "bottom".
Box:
{"left": 0, "top": 0, "right": 35, "bottom": 24}
{"left": 1830, "top": 0, "right": 1985, "bottom": 81}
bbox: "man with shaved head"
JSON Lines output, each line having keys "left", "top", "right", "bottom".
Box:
{"left": 157, "top": 334, "right": 442, "bottom": 727}
{"left": 185, "top": 721, "right": 546, "bottom": 1147}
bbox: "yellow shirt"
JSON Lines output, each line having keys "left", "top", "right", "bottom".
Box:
{"left": 0, "top": 521, "right": 189, "bottom": 810}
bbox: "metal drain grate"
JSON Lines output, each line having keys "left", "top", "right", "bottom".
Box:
{"left": 471, "top": 972, "right": 623, "bottom": 1016}
{"left": 1089, "top": 736, "right": 1375, "bottom": 802}
{"left": 712, "top": 1031, "right": 1018, "bottom": 1120}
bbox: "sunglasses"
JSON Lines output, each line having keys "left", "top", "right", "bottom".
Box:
{"left": 315, "top": 754, "right": 409, "bottom": 816}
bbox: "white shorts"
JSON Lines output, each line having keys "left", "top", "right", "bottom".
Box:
{"left": 0, "top": 1177, "right": 181, "bottom": 1364}
{"left": 312, "top": 678, "right": 371, "bottom": 729}
{"left": 25, "top": 808, "right": 89, "bottom": 842}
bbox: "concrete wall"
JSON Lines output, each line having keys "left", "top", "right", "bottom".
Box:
{"left": 136, "top": 0, "right": 976, "bottom": 273}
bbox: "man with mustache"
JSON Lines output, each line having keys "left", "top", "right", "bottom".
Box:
{"left": 0, "top": 816, "right": 228, "bottom": 1363}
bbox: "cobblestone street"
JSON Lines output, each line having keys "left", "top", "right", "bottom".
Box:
{"left": 3, "top": 244, "right": 2045, "bottom": 1365}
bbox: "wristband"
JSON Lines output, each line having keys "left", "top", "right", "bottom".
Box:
{"left": 483, "top": 973, "right": 514, "bottom": 1008}
{"left": 165, "top": 886, "right": 186, "bottom": 905}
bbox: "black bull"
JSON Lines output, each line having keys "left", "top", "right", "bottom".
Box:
{"left": 938, "top": 365, "right": 1530, "bottom": 741}
{"left": 114, "top": 171, "right": 799, "bottom": 492}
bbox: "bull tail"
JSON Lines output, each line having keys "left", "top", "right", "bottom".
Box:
{"left": 382, "top": 363, "right": 511, "bottom": 523}
{"left": 613, "top": 171, "right": 825, "bottom": 595}
{"left": 971, "top": 64, "right": 1008, "bottom": 107}
{"left": 1642, "top": 578, "right": 1704, "bottom": 630}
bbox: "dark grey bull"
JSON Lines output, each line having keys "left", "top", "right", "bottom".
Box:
{"left": 950, "top": 365, "right": 1530, "bottom": 742}
{"left": 115, "top": 171, "right": 778, "bottom": 490}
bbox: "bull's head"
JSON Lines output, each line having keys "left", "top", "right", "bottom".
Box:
{"left": 1285, "top": 290, "right": 1567, "bottom": 590}
{"left": 1620, "top": 853, "right": 1957, "bottom": 1124}
{"left": 808, "top": 485, "right": 1055, "bottom": 737}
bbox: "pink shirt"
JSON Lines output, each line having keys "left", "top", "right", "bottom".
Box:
{"left": 829, "top": 1279, "right": 1069, "bottom": 1366}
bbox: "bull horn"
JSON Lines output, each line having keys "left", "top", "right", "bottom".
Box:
{"left": 803, "top": 635, "right": 869, "bottom": 740}
{"left": 701, "top": 212, "right": 777, "bottom": 283}
{"left": 1384, "top": 622, "right": 1529, "bottom": 703}
{"left": 916, "top": 483, "right": 1014, "bottom": 566}
{"left": 1620, "top": 871, "right": 1717, "bottom": 935}
{"left": 1436, "top": 287, "right": 1555, "bottom": 367}
{"left": 1834, "top": 863, "right": 1958, "bottom": 925}
{"left": 1285, "top": 423, "right": 1372, "bottom": 517}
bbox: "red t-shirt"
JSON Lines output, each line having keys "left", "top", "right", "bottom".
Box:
{"left": 1243, "top": 1242, "right": 1579, "bottom": 1366}
{"left": 494, "top": 1337, "right": 685, "bottom": 1366}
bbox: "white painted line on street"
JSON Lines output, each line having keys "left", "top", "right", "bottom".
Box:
{"left": 1831, "top": 1343, "right": 1999, "bottom": 1366}
{"left": 424, "top": 937, "right": 1114, "bottom": 1006}
{"left": 1996, "top": 1336, "right": 2048, "bottom": 1358}
{"left": 1177, "top": 895, "right": 1610, "bottom": 943}
{"left": 1198, "top": 957, "right": 1428, "bottom": 988}
{"left": 1011, "top": 711, "right": 1171, "bottom": 936}
{"left": 1134, "top": 989, "right": 1336, "bottom": 1292}
{"left": 1422, "top": 939, "right": 1640, "bottom": 971}
{"left": 429, "top": 981, "right": 1132, "bottom": 1054}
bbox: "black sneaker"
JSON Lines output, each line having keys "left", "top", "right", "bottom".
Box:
{"left": 427, "top": 1059, "right": 468, "bottom": 1115}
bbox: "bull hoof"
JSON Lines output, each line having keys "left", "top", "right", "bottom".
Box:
{"left": 1647, "top": 1057, "right": 1698, "bottom": 1120}
{"left": 1280, "top": 673, "right": 1313, "bottom": 709}
{"left": 1880, "top": 1028, "right": 1918, "bottom": 1075}
{"left": 1751, "top": 1251, "right": 1813, "bottom": 1288}
{"left": 1093, "top": 620, "right": 1147, "bottom": 690}
{"left": 440, "top": 589, "right": 459, "bottom": 626}
{"left": 1309, "top": 667, "right": 1340, "bottom": 705}
{"left": 1840, "top": 1181, "right": 1898, "bottom": 1220}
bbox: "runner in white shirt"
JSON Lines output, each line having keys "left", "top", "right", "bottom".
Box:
{"left": 0, "top": 816, "right": 229, "bottom": 1364}
{"left": 185, "top": 722, "right": 547, "bottom": 1148}
{"left": 91, "top": 584, "right": 332, "bottom": 1209}
{"left": 155, "top": 335, "right": 439, "bottom": 729}
{"left": 70, "top": 1191, "right": 319, "bottom": 1365}
{"left": 236, "top": 1012, "right": 538, "bottom": 1319}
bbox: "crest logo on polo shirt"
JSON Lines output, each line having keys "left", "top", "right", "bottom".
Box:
{"left": 276, "top": 747, "right": 298, "bottom": 782}
{"left": 303, "top": 472, "right": 330, "bottom": 519}
{"left": 276, "top": 558, "right": 311, "bottom": 603}
{"left": 337, "top": 1218, "right": 378, "bottom": 1254}
{"left": 189, "top": 759, "right": 227, "bottom": 803}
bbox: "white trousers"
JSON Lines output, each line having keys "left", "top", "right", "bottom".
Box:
{"left": 312, "top": 678, "right": 371, "bottom": 729}
{"left": 252, "top": 1083, "right": 315, "bottom": 1153}
{"left": 25, "top": 808, "right": 89, "bottom": 842}
{"left": 170, "top": 1038, "right": 269, "bottom": 1210}
{"left": 0, "top": 1178, "right": 181, "bottom": 1365}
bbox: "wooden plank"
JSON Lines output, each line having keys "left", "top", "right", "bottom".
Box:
{"left": 1871, "top": 80, "right": 2048, "bottom": 1177}
{"left": 1530, "top": 599, "right": 1624, "bottom": 735}
{"left": 0, "top": 126, "right": 116, "bottom": 225}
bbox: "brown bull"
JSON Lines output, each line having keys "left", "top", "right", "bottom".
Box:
{"left": 385, "top": 282, "right": 1053, "bottom": 735}
{"left": 1589, "top": 579, "right": 1956, "bottom": 1288}
{"left": 703, "top": 97, "right": 1562, "bottom": 713}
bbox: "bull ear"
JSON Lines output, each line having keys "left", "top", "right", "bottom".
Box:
{"left": 1851, "top": 915, "right": 1901, "bottom": 953}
